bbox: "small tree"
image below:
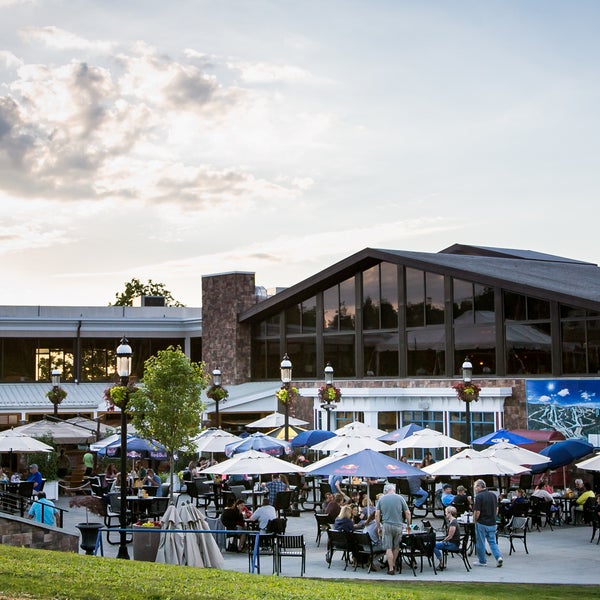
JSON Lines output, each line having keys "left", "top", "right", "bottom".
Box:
{"left": 128, "top": 346, "right": 209, "bottom": 502}
{"left": 111, "top": 278, "right": 185, "bottom": 307}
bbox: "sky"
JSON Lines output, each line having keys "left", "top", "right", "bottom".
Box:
{"left": 1, "top": 0, "right": 600, "bottom": 307}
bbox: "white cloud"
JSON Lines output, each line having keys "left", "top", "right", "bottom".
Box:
{"left": 19, "top": 26, "right": 114, "bottom": 53}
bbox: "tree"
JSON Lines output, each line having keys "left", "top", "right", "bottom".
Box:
{"left": 111, "top": 278, "right": 185, "bottom": 307}
{"left": 128, "top": 346, "right": 209, "bottom": 502}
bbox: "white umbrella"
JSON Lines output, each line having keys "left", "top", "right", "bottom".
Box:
{"left": 90, "top": 433, "right": 126, "bottom": 452}
{"left": 575, "top": 453, "right": 600, "bottom": 472}
{"left": 246, "top": 411, "right": 308, "bottom": 428}
{"left": 156, "top": 503, "right": 185, "bottom": 565}
{"left": 0, "top": 429, "right": 54, "bottom": 453}
{"left": 180, "top": 502, "right": 225, "bottom": 569}
{"left": 193, "top": 429, "right": 243, "bottom": 454}
{"left": 199, "top": 449, "right": 305, "bottom": 476}
{"left": 335, "top": 421, "right": 388, "bottom": 438}
{"left": 422, "top": 448, "right": 531, "bottom": 477}
{"left": 479, "top": 442, "right": 552, "bottom": 466}
{"left": 310, "top": 434, "right": 391, "bottom": 453}
{"left": 11, "top": 419, "right": 96, "bottom": 445}
{"left": 303, "top": 451, "right": 350, "bottom": 474}
{"left": 390, "top": 428, "right": 467, "bottom": 450}
{"left": 66, "top": 416, "right": 115, "bottom": 436}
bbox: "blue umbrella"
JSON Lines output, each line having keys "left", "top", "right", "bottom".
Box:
{"left": 378, "top": 424, "right": 424, "bottom": 442}
{"left": 307, "top": 448, "right": 427, "bottom": 479}
{"left": 224, "top": 432, "right": 291, "bottom": 458}
{"left": 291, "top": 429, "right": 336, "bottom": 448}
{"left": 531, "top": 439, "right": 594, "bottom": 473}
{"left": 101, "top": 435, "right": 168, "bottom": 459}
{"left": 471, "top": 429, "right": 535, "bottom": 445}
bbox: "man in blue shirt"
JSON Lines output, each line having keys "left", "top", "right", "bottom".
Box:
{"left": 441, "top": 483, "right": 455, "bottom": 507}
{"left": 263, "top": 474, "right": 288, "bottom": 505}
{"left": 28, "top": 491, "right": 58, "bottom": 526}
{"left": 27, "top": 464, "right": 43, "bottom": 492}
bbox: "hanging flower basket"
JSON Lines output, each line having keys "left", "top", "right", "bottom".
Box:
{"left": 276, "top": 386, "right": 298, "bottom": 404}
{"left": 206, "top": 385, "right": 229, "bottom": 402}
{"left": 318, "top": 385, "right": 342, "bottom": 404}
{"left": 105, "top": 383, "right": 138, "bottom": 410}
{"left": 452, "top": 381, "right": 481, "bottom": 403}
{"left": 45, "top": 387, "right": 67, "bottom": 407}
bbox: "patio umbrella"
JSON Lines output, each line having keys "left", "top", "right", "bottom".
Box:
{"left": 530, "top": 439, "right": 594, "bottom": 473}
{"left": 224, "top": 432, "right": 291, "bottom": 458}
{"left": 390, "top": 428, "right": 467, "bottom": 450}
{"left": 471, "top": 429, "right": 535, "bottom": 445}
{"left": 303, "top": 451, "right": 350, "bottom": 474}
{"left": 378, "top": 423, "right": 424, "bottom": 442}
{"left": 0, "top": 429, "right": 54, "bottom": 453}
{"left": 307, "top": 448, "right": 428, "bottom": 480}
{"left": 193, "top": 429, "right": 242, "bottom": 454}
{"left": 310, "top": 434, "right": 391, "bottom": 453}
{"left": 65, "top": 416, "right": 115, "bottom": 436}
{"left": 421, "top": 448, "right": 530, "bottom": 477}
{"left": 101, "top": 435, "right": 168, "bottom": 459}
{"left": 479, "top": 442, "right": 551, "bottom": 466}
{"left": 291, "top": 429, "right": 336, "bottom": 448}
{"left": 180, "top": 502, "right": 224, "bottom": 568}
{"left": 199, "top": 449, "right": 305, "bottom": 476}
{"left": 11, "top": 419, "right": 96, "bottom": 445}
{"left": 156, "top": 503, "right": 185, "bottom": 565}
{"left": 335, "top": 421, "right": 388, "bottom": 438}
{"left": 266, "top": 425, "right": 306, "bottom": 440}
{"left": 246, "top": 412, "right": 308, "bottom": 428}
{"left": 575, "top": 453, "right": 600, "bottom": 472}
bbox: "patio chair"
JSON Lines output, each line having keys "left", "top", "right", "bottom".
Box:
{"left": 325, "top": 529, "right": 353, "bottom": 571}
{"left": 442, "top": 528, "right": 471, "bottom": 572}
{"left": 314, "top": 513, "right": 332, "bottom": 547}
{"left": 247, "top": 532, "right": 276, "bottom": 574}
{"left": 274, "top": 491, "right": 292, "bottom": 518}
{"left": 275, "top": 534, "right": 306, "bottom": 576}
{"left": 148, "top": 496, "right": 170, "bottom": 520}
{"left": 408, "top": 530, "right": 438, "bottom": 576}
{"left": 352, "top": 531, "right": 384, "bottom": 573}
{"left": 104, "top": 492, "right": 133, "bottom": 545}
{"left": 529, "top": 496, "right": 553, "bottom": 531}
{"left": 497, "top": 515, "right": 529, "bottom": 555}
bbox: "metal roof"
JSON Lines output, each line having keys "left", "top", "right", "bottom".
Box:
{"left": 0, "top": 383, "right": 107, "bottom": 412}
{"left": 239, "top": 246, "right": 600, "bottom": 321}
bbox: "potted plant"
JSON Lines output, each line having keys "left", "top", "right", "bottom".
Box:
{"left": 133, "top": 519, "right": 162, "bottom": 561}
{"left": 69, "top": 495, "right": 105, "bottom": 555}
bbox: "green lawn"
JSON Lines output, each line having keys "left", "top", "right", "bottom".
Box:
{"left": 0, "top": 546, "right": 590, "bottom": 600}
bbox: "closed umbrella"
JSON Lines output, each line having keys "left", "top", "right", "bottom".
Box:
{"left": 471, "top": 429, "right": 535, "bottom": 445}
{"left": 291, "top": 429, "right": 336, "bottom": 448}
{"left": 224, "top": 432, "right": 291, "bottom": 458}
{"left": 391, "top": 428, "right": 467, "bottom": 450}
{"left": 422, "top": 448, "right": 530, "bottom": 477}
{"left": 0, "top": 429, "right": 54, "bottom": 453}
{"left": 479, "top": 442, "right": 551, "bottom": 466}
{"left": 310, "top": 434, "right": 391, "bottom": 453}
{"left": 378, "top": 423, "right": 424, "bottom": 442}
{"left": 180, "top": 502, "right": 224, "bottom": 568}
{"left": 246, "top": 412, "right": 308, "bottom": 428}
{"left": 156, "top": 503, "right": 185, "bottom": 565}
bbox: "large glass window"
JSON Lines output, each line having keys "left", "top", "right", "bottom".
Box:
{"left": 324, "top": 278, "right": 355, "bottom": 332}
{"left": 324, "top": 334, "right": 355, "bottom": 377}
{"left": 363, "top": 332, "right": 398, "bottom": 377}
{"left": 407, "top": 327, "right": 445, "bottom": 376}
{"left": 381, "top": 262, "right": 399, "bottom": 329}
{"left": 302, "top": 296, "right": 317, "bottom": 333}
{"left": 562, "top": 320, "right": 586, "bottom": 374}
{"left": 449, "top": 410, "right": 494, "bottom": 446}
{"left": 362, "top": 266, "right": 380, "bottom": 331}
{"left": 285, "top": 338, "right": 317, "bottom": 378}
{"left": 1, "top": 338, "right": 36, "bottom": 382}
{"left": 406, "top": 268, "right": 425, "bottom": 327}
{"left": 425, "top": 272, "right": 444, "bottom": 325}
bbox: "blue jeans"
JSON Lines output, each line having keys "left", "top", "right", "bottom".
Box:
{"left": 412, "top": 488, "right": 428, "bottom": 508}
{"left": 475, "top": 522, "right": 502, "bottom": 564}
{"left": 434, "top": 540, "right": 459, "bottom": 560}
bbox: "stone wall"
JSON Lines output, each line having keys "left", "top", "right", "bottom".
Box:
{"left": 0, "top": 513, "right": 78, "bottom": 552}
{"left": 201, "top": 272, "right": 256, "bottom": 385}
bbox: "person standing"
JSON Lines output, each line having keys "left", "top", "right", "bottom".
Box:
{"left": 375, "top": 483, "right": 411, "bottom": 575}
{"left": 262, "top": 473, "right": 288, "bottom": 506}
{"left": 473, "top": 479, "right": 503, "bottom": 567}
{"left": 82, "top": 448, "right": 94, "bottom": 477}
{"left": 56, "top": 449, "right": 70, "bottom": 479}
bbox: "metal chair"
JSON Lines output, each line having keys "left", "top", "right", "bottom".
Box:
{"left": 325, "top": 529, "right": 353, "bottom": 570}
{"left": 275, "top": 534, "right": 306, "bottom": 576}
{"left": 274, "top": 491, "right": 292, "bottom": 518}
{"left": 352, "top": 531, "right": 384, "bottom": 573}
{"left": 497, "top": 515, "right": 529, "bottom": 555}
{"left": 104, "top": 492, "right": 133, "bottom": 545}
{"left": 247, "top": 532, "right": 276, "bottom": 574}
{"left": 442, "top": 527, "right": 472, "bottom": 572}
{"left": 314, "top": 512, "right": 332, "bottom": 547}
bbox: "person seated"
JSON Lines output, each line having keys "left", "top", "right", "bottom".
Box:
{"left": 574, "top": 481, "right": 595, "bottom": 521}
{"left": 249, "top": 497, "right": 277, "bottom": 533}
{"left": 321, "top": 491, "right": 334, "bottom": 512}
{"left": 419, "top": 451, "right": 435, "bottom": 468}
{"left": 325, "top": 493, "right": 345, "bottom": 522}
{"left": 441, "top": 484, "right": 455, "bottom": 507}
{"left": 182, "top": 461, "right": 197, "bottom": 482}
{"left": 0, "top": 466, "right": 8, "bottom": 482}
{"left": 360, "top": 496, "right": 376, "bottom": 522}
{"left": 26, "top": 464, "right": 43, "bottom": 493}
{"left": 10, "top": 472, "right": 21, "bottom": 483}
{"left": 221, "top": 498, "right": 248, "bottom": 552}
{"left": 28, "top": 491, "right": 58, "bottom": 526}
{"left": 531, "top": 483, "right": 560, "bottom": 524}
{"left": 142, "top": 469, "right": 162, "bottom": 497}
{"left": 502, "top": 488, "right": 528, "bottom": 520}
{"left": 407, "top": 474, "right": 428, "bottom": 509}
{"left": 350, "top": 503, "right": 363, "bottom": 526}
{"left": 434, "top": 506, "right": 461, "bottom": 570}
{"left": 450, "top": 485, "right": 471, "bottom": 515}
{"left": 334, "top": 504, "right": 358, "bottom": 533}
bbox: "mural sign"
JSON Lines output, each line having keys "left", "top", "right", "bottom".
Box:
{"left": 526, "top": 379, "right": 600, "bottom": 440}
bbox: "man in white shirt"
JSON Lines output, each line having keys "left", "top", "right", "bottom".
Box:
{"left": 250, "top": 498, "right": 277, "bottom": 532}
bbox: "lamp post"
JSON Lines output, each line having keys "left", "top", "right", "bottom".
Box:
{"left": 116, "top": 337, "right": 132, "bottom": 560}
{"left": 51, "top": 366, "right": 61, "bottom": 417}
{"left": 280, "top": 354, "right": 293, "bottom": 441}
{"left": 321, "top": 362, "right": 336, "bottom": 431}
{"left": 212, "top": 368, "right": 222, "bottom": 428}
{"left": 462, "top": 356, "right": 473, "bottom": 444}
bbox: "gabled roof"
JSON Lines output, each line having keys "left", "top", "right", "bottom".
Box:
{"left": 440, "top": 244, "right": 595, "bottom": 265}
{"left": 239, "top": 246, "right": 600, "bottom": 322}
{"left": 0, "top": 383, "right": 107, "bottom": 412}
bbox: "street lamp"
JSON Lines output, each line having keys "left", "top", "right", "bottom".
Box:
{"left": 280, "top": 354, "right": 293, "bottom": 441}
{"left": 462, "top": 356, "right": 473, "bottom": 444}
{"left": 212, "top": 368, "right": 222, "bottom": 428}
{"left": 50, "top": 366, "right": 62, "bottom": 417}
{"left": 320, "top": 362, "right": 337, "bottom": 431}
{"left": 116, "top": 336, "right": 132, "bottom": 560}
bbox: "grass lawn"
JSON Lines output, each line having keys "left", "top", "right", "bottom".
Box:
{"left": 0, "top": 546, "right": 590, "bottom": 600}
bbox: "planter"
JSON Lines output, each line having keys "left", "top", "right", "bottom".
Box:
{"left": 133, "top": 525, "right": 160, "bottom": 562}
{"left": 76, "top": 522, "right": 103, "bottom": 555}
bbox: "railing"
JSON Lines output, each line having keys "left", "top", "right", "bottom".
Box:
{"left": 0, "top": 492, "right": 68, "bottom": 527}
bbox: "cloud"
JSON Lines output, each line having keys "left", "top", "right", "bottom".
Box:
{"left": 19, "top": 26, "right": 114, "bottom": 53}
{"left": 0, "top": 51, "right": 23, "bottom": 70}
{"left": 557, "top": 388, "right": 570, "bottom": 397}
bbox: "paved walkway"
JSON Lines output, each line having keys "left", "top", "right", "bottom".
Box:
{"left": 56, "top": 494, "right": 599, "bottom": 584}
